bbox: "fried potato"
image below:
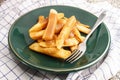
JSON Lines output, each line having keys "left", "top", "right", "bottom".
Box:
{"left": 81, "top": 36, "right": 85, "bottom": 42}
{"left": 69, "top": 32, "right": 75, "bottom": 38}
{"left": 38, "top": 16, "right": 46, "bottom": 23}
{"left": 55, "top": 18, "right": 67, "bottom": 34}
{"left": 64, "top": 38, "right": 79, "bottom": 47}
{"left": 29, "top": 30, "right": 44, "bottom": 40}
{"left": 77, "top": 21, "right": 90, "bottom": 28}
{"left": 57, "top": 13, "right": 64, "bottom": 19}
{"left": 38, "top": 35, "right": 57, "bottom": 47}
{"left": 70, "top": 45, "right": 78, "bottom": 51}
{"left": 28, "top": 9, "right": 91, "bottom": 60}
{"left": 72, "top": 27, "right": 83, "bottom": 42}
{"left": 42, "top": 9, "right": 58, "bottom": 40}
{"left": 38, "top": 40, "right": 56, "bottom": 48}
{"left": 63, "top": 17, "right": 68, "bottom": 21}
{"left": 29, "top": 16, "right": 48, "bottom": 32}
{"left": 76, "top": 21, "right": 91, "bottom": 34}
{"left": 29, "top": 42, "right": 71, "bottom": 59}
{"left": 56, "top": 16, "right": 76, "bottom": 49}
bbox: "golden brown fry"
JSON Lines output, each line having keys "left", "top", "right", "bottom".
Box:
{"left": 76, "top": 22, "right": 91, "bottom": 34}
{"left": 37, "top": 35, "right": 57, "bottom": 47}
{"left": 64, "top": 38, "right": 79, "bottom": 47}
{"left": 81, "top": 23, "right": 90, "bottom": 28}
{"left": 57, "top": 13, "right": 64, "bottom": 19}
{"left": 42, "top": 9, "right": 58, "bottom": 40}
{"left": 38, "top": 40, "right": 56, "bottom": 48}
{"left": 28, "top": 9, "right": 92, "bottom": 60}
{"left": 63, "top": 17, "right": 68, "bottom": 21}
{"left": 37, "top": 39, "right": 43, "bottom": 43}
{"left": 29, "top": 42, "right": 71, "bottom": 59}
{"left": 70, "top": 36, "right": 85, "bottom": 51}
{"left": 38, "top": 34, "right": 57, "bottom": 47}
{"left": 55, "top": 18, "right": 67, "bottom": 33}
{"left": 29, "top": 30, "right": 44, "bottom": 40}
{"left": 72, "top": 27, "right": 83, "bottom": 42}
{"left": 70, "top": 45, "right": 78, "bottom": 51}
{"left": 56, "top": 16, "right": 76, "bottom": 49}
{"left": 77, "top": 21, "right": 90, "bottom": 28}
{"left": 29, "top": 17, "right": 48, "bottom": 32}
{"left": 38, "top": 16, "right": 45, "bottom": 23}
{"left": 69, "top": 32, "right": 75, "bottom": 38}
{"left": 81, "top": 36, "right": 85, "bottom": 42}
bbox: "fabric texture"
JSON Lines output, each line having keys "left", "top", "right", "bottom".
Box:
{"left": 0, "top": 0, "right": 120, "bottom": 80}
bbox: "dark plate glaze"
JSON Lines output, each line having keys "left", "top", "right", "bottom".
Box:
{"left": 8, "top": 5, "right": 111, "bottom": 73}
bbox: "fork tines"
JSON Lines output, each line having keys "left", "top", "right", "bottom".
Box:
{"left": 65, "top": 49, "right": 82, "bottom": 63}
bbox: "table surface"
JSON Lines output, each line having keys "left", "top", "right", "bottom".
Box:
{"left": 87, "top": 0, "right": 120, "bottom": 8}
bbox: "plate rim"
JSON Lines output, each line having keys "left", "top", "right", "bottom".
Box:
{"left": 8, "top": 5, "right": 111, "bottom": 73}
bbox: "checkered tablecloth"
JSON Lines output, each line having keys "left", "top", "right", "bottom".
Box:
{"left": 0, "top": 0, "right": 120, "bottom": 80}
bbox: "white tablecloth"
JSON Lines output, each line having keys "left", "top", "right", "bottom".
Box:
{"left": 0, "top": 0, "right": 120, "bottom": 80}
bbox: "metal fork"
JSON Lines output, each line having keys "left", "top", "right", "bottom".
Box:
{"left": 65, "top": 11, "right": 106, "bottom": 63}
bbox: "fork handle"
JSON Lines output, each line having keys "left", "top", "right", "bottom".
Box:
{"left": 84, "top": 11, "right": 106, "bottom": 43}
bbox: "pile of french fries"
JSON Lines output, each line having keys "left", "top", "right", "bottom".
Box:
{"left": 29, "top": 9, "right": 91, "bottom": 60}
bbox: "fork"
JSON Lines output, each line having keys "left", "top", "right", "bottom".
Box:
{"left": 65, "top": 11, "right": 107, "bottom": 63}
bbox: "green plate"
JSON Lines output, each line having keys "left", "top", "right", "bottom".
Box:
{"left": 8, "top": 5, "right": 111, "bottom": 73}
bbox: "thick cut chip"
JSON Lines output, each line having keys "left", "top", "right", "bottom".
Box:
{"left": 38, "top": 16, "right": 46, "bottom": 23}
{"left": 28, "top": 9, "right": 91, "bottom": 60}
{"left": 57, "top": 13, "right": 64, "bottom": 19}
{"left": 42, "top": 9, "right": 58, "bottom": 40}
{"left": 29, "top": 42, "right": 71, "bottom": 59}
{"left": 64, "top": 38, "right": 79, "bottom": 47}
{"left": 69, "top": 32, "right": 75, "bottom": 38}
{"left": 72, "top": 27, "right": 83, "bottom": 42}
{"left": 29, "top": 30, "right": 44, "bottom": 40}
{"left": 29, "top": 16, "right": 48, "bottom": 32}
{"left": 38, "top": 40, "right": 56, "bottom": 48}
{"left": 55, "top": 18, "right": 67, "bottom": 34}
{"left": 81, "top": 36, "right": 85, "bottom": 41}
{"left": 77, "top": 21, "right": 90, "bottom": 28}
{"left": 76, "top": 22, "right": 91, "bottom": 34}
{"left": 38, "top": 35, "right": 57, "bottom": 47}
{"left": 70, "top": 45, "right": 78, "bottom": 51}
{"left": 56, "top": 16, "right": 76, "bottom": 49}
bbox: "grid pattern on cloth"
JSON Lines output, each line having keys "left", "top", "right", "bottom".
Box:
{"left": 0, "top": 0, "right": 68, "bottom": 80}
{"left": 0, "top": 0, "right": 120, "bottom": 80}
{"left": 65, "top": 1, "right": 120, "bottom": 80}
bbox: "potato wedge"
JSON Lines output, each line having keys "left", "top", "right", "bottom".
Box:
{"left": 70, "top": 45, "right": 78, "bottom": 51}
{"left": 56, "top": 16, "right": 76, "bottom": 49}
{"left": 29, "top": 30, "right": 44, "bottom": 40}
{"left": 29, "top": 17, "right": 48, "bottom": 32}
{"left": 55, "top": 18, "right": 67, "bottom": 33}
{"left": 42, "top": 9, "right": 58, "bottom": 40}
{"left": 64, "top": 38, "right": 79, "bottom": 47}
{"left": 29, "top": 42, "right": 71, "bottom": 59}
{"left": 76, "top": 22, "right": 91, "bottom": 34}
{"left": 77, "top": 21, "right": 90, "bottom": 28}
{"left": 38, "top": 41, "right": 56, "bottom": 48}
{"left": 28, "top": 9, "right": 91, "bottom": 60}
{"left": 72, "top": 27, "right": 83, "bottom": 42}
{"left": 57, "top": 13, "right": 64, "bottom": 19}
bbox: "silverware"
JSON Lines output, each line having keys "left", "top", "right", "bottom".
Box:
{"left": 65, "top": 11, "right": 106, "bottom": 63}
